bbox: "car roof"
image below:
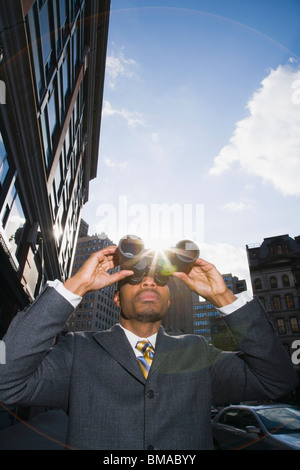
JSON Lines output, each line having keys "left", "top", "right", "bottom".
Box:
{"left": 222, "top": 404, "right": 296, "bottom": 411}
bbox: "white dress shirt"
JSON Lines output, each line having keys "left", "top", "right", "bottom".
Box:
{"left": 119, "top": 325, "right": 157, "bottom": 357}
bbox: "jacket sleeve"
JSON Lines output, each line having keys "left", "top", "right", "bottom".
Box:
{"left": 209, "top": 297, "right": 299, "bottom": 405}
{"left": 0, "top": 286, "right": 75, "bottom": 411}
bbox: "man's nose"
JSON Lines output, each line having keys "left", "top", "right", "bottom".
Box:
{"left": 140, "top": 276, "right": 157, "bottom": 288}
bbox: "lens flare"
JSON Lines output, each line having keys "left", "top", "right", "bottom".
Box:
{"left": 146, "top": 238, "right": 171, "bottom": 251}
{"left": 152, "top": 249, "right": 176, "bottom": 276}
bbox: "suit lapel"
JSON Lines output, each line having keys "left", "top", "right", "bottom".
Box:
{"left": 149, "top": 327, "right": 179, "bottom": 375}
{"left": 93, "top": 324, "right": 180, "bottom": 382}
{"left": 93, "top": 324, "right": 146, "bottom": 384}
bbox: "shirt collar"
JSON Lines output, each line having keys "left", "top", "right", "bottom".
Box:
{"left": 119, "top": 324, "right": 157, "bottom": 353}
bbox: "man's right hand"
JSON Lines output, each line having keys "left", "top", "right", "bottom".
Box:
{"left": 63, "top": 246, "right": 133, "bottom": 297}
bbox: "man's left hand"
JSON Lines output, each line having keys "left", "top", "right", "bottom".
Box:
{"left": 172, "top": 258, "right": 237, "bottom": 307}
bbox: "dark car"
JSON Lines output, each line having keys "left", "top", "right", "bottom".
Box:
{"left": 211, "top": 404, "right": 300, "bottom": 450}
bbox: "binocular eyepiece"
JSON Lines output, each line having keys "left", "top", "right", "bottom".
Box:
{"left": 118, "top": 235, "right": 200, "bottom": 286}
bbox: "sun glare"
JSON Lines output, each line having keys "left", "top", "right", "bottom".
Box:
{"left": 145, "top": 238, "right": 172, "bottom": 252}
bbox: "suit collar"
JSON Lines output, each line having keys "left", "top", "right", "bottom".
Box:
{"left": 93, "top": 324, "right": 180, "bottom": 383}
{"left": 118, "top": 324, "right": 158, "bottom": 350}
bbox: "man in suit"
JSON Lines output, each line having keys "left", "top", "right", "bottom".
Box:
{"left": 0, "top": 245, "right": 298, "bottom": 450}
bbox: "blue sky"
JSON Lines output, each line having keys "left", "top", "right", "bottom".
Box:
{"left": 82, "top": 0, "right": 300, "bottom": 290}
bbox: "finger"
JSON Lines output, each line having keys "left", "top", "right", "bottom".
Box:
{"left": 193, "top": 258, "right": 215, "bottom": 270}
{"left": 101, "top": 245, "right": 118, "bottom": 256}
{"left": 107, "top": 270, "right": 134, "bottom": 285}
{"left": 172, "top": 271, "right": 188, "bottom": 280}
{"left": 95, "top": 246, "right": 118, "bottom": 264}
{"left": 91, "top": 246, "right": 119, "bottom": 270}
{"left": 92, "top": 245, "right": 117, "bottom": 259}
{"left": 172, "top": 271, "right": 193, "bottom": 286}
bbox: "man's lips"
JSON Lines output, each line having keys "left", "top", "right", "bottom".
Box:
{"left": 136, "top": 290, "right": 160, "bottom": 302}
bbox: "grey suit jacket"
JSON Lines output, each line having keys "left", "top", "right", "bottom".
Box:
{"left": 0, "top": 286, "right": 298, "bottom": 450}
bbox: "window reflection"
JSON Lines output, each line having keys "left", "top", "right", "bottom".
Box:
{"left": 2, "top": 183, "right": 26, "bottom": 257}
{"left": 39, "top": 1, "right": 52, "bottom": 70}
{"left": 0, "top": 130, "right": 9, "bottom": 186}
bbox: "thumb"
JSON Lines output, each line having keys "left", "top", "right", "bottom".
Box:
{"left": 172, "top": 271, "right": 191, "bottom": 285}
{"left": 172, "top": 271, "right": 198, "bottom": 292}
{"left": 172, "top": 271, "right": 187, "bottom": 280}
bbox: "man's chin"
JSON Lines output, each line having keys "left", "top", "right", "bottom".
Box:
{"left": 136, "top": 312, "right": 164, "bottom": 323}
{"left": 121, "top": 306, "right": 164, "bottom": 323}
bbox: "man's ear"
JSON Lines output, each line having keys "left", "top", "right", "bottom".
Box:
{"left": 114, "top": 290, "right": 121, "bottom": 308}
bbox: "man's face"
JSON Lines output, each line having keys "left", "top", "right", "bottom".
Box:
{"left": 114, "top": 276, "right": 171, "bottom": 324}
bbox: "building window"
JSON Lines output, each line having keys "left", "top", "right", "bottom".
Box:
{"left": 285, "top": 294, "right": 295, "bottom": 309}
{"left": 40, "top": 108, "right": 51, "bottom": 167}
{"left": 48, "top": 80, "right": 58, "bottom": 142}
{"left": 270, "top": 277, "right": 277, "bottom": 289}
{"left": 27, "top": 7, "right": 43, "bottom": 98}
{"left": 273, "top": 296, "right": 281, "bottom": 310}
{"left": 194, "top": 329, "right": 210, "bottom": 335}
{"left": 59, "top": 0, "right": 68, "bottom": 43}
{"left": 290, "top": 317, "right": 300, "bottom": 333}
{"left": 194, "top": 320, "right": 210, "bottom": 326}
{"left": 0, "top": 130, "right": 10, "bottom": 187}
{"left": 254, "top": 278, "right": 262, "bottom": 290}
{"left": 73, "top": 26, "right": 78, "bottom": 68}
{"left": 39, "top": 0, "right": 54, "bottom": 80}
{"left": 62, "top": 50, "right": 70, "bottom": 104}
{"left": 258, "top": 297, "right": 266, "bottom": 309}
{"left": 1, "top": 182, "right": 26, "bottom": 257}
{"left": 276, "top": 318, "right": 286, "bottom": 335}
{"left": 54, "top": 158, "right": 63, "bottom": 200}
{"left": 282, "top": 275, "right": 290, "bottom": 287}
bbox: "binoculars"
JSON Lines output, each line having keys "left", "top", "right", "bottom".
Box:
{"left": 118, "top": 235, "right": 200, "bottom": 286}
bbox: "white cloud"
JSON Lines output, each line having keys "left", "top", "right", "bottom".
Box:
{"left": 105, "top": 47, "right": 138, "bottom": 89}
{"left": 201, "top": 242, "right": 252, "bottom": 293}
{"left": 103, "top": 156, "right": 127, "bottom": 169}
{"left": 223, "top": 201, "right": 251, "bottom": 212}
{"left": 210, "top": 64, "right": 300, "bottom": 196}
{"left": 102, "top": 100, "right": 145, "bottom": 128}
{"left": 151, "top": 133, "right": 159, "bottom": 142}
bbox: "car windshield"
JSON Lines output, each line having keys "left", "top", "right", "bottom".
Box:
{"left": 256, "top": 407, "right": 300, "bottom": 435}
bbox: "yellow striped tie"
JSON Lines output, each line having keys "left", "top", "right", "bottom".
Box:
{"left": 136, "top": 340, "right": 155, "bottom": 379}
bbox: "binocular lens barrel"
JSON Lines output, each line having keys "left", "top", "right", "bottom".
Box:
{"left": 118, "top": 235, "right": 200, "bottom": 286}
{"left": 118, "top": 235, "right": 144, "bottom": 268}
{"left": 174, "top": 240, "right": 199, "bottom": 264}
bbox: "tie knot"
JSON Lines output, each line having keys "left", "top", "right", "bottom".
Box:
{"left": 136, "top": 340, "right": 154, "bottom": 356}
{"left": 135, "top": 340, "right": 155, "bottom": 379}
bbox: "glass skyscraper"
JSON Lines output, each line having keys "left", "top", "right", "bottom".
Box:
{"left": 0, "top": 0, "right": 110, "bottom": 337}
